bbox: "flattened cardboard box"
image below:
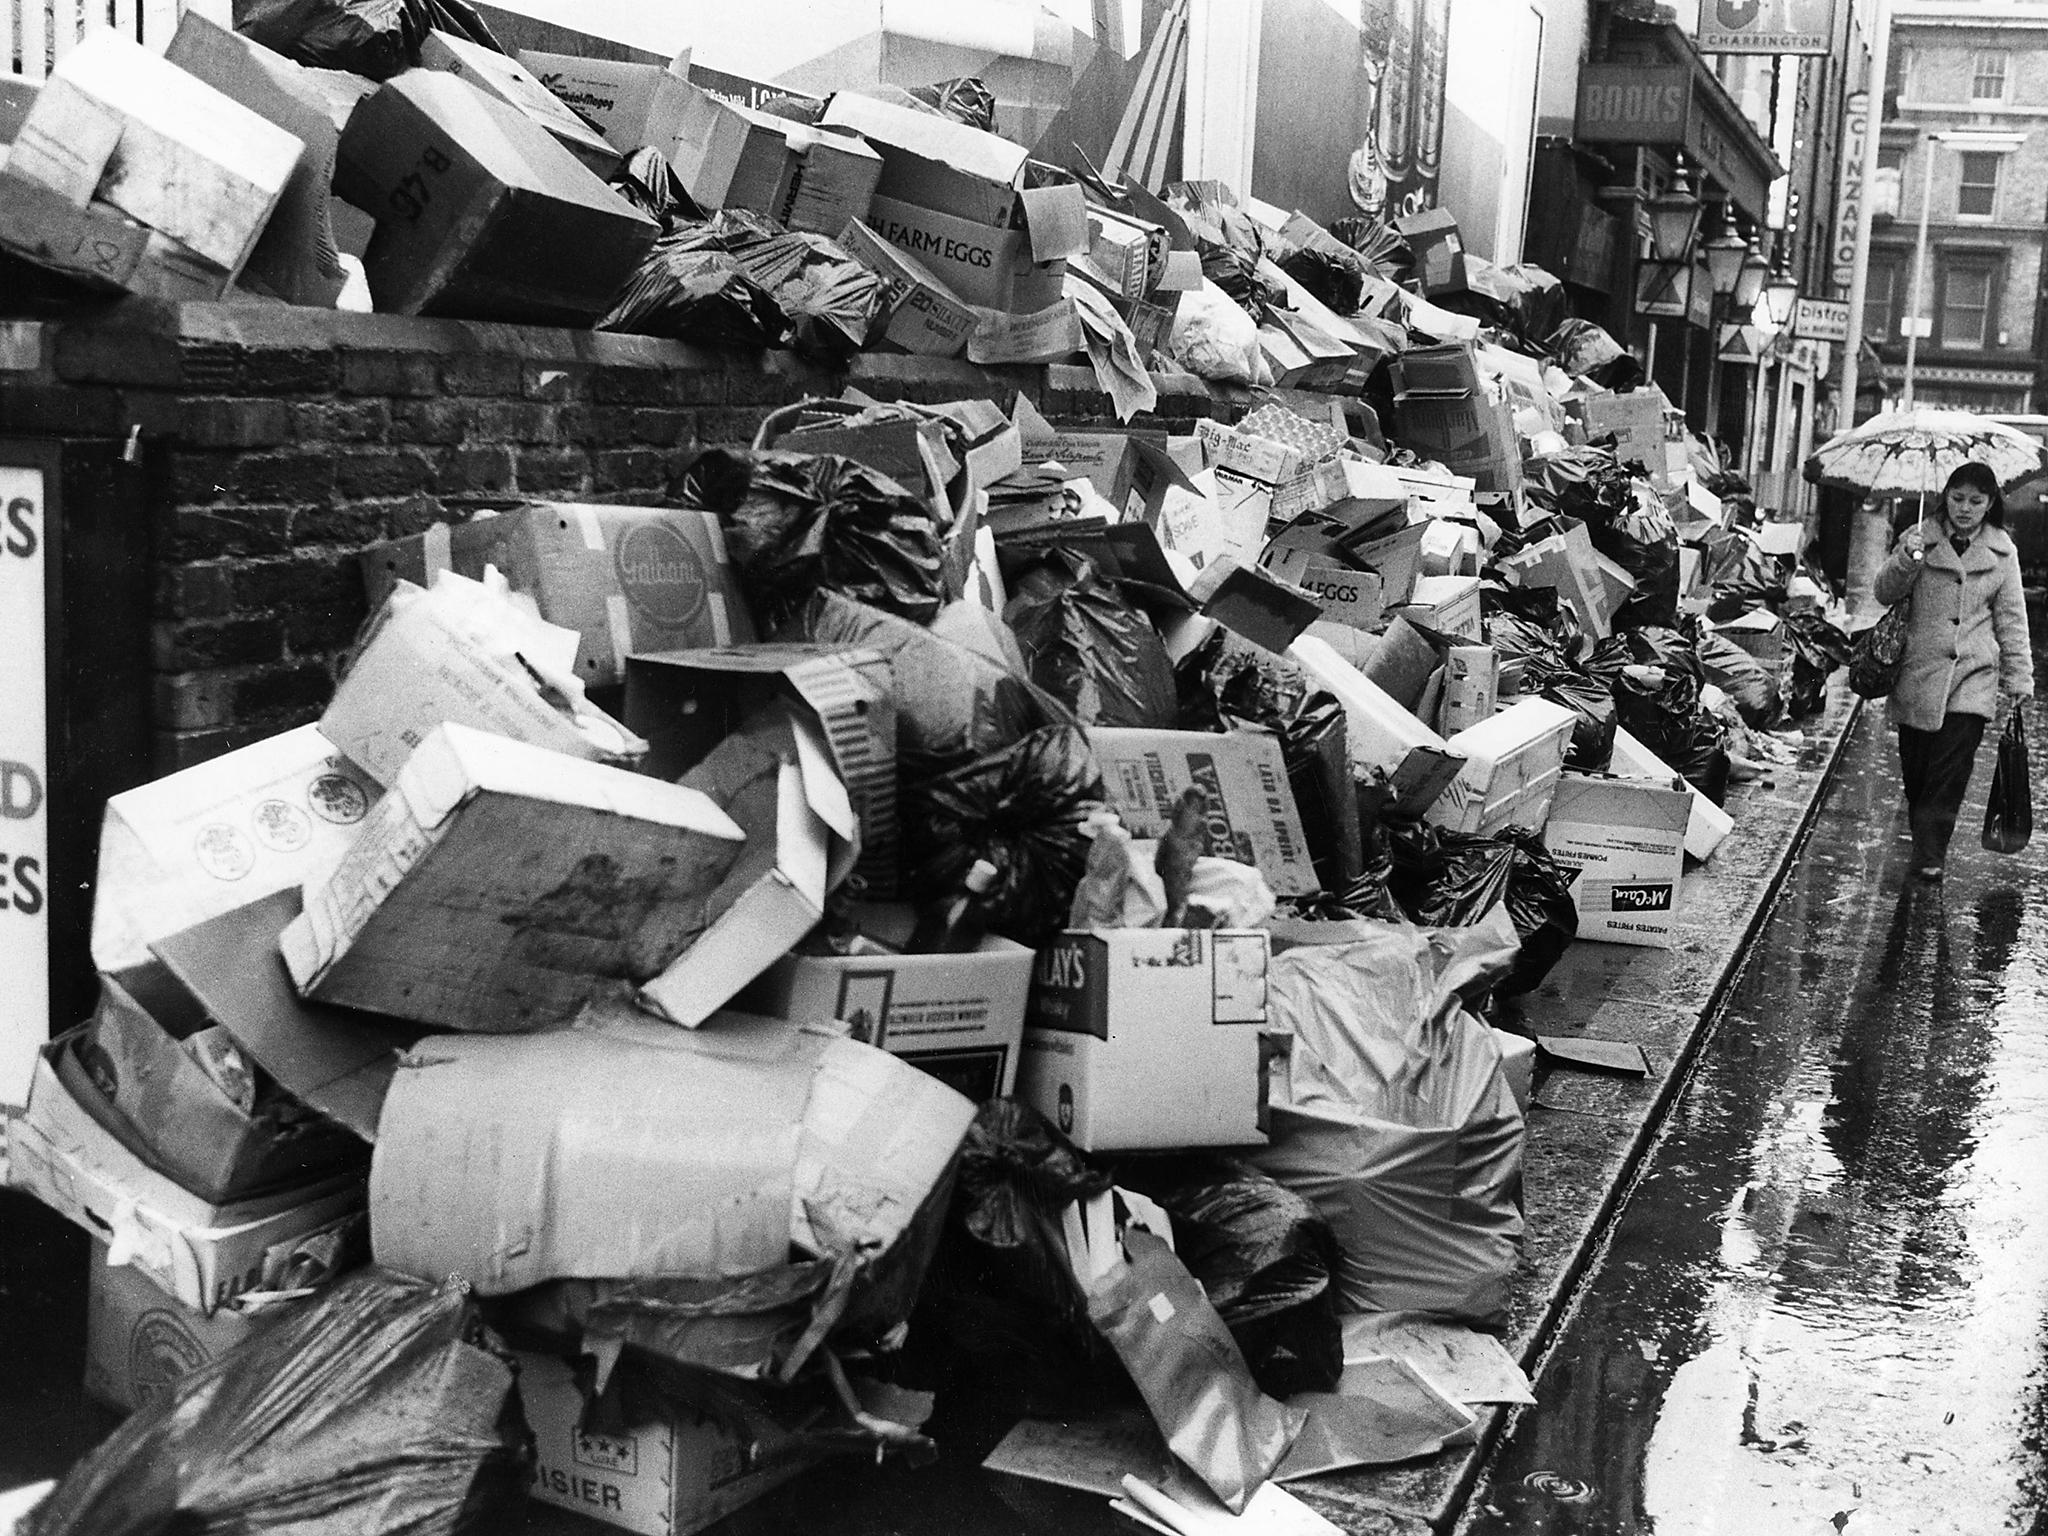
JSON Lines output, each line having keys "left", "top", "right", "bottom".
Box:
{"left": 520, "top": 1350, "right": 819, "bottom": 1536}
{"left": 1542, "top": 773, "right": 1692, "bottom": 946}
{"left": 1427, "top": 696, "right": 1578, "bottom": 836}
{"left": 739, "top": 938, "right": 1035, "bottom": 1101}
{"left": 359, "top": 504, "right": 752, "bottom": 690}
{"left": 7, "top": 1036, "right": 363, "bottom": 1315}
{"left": 280, "top": 723, "right": 745, "bottom": 1034}
{"left": 1087, "top": 726, "right": 1318, "bottom": 897}
{"left": 1018, "top": 928, "right": 1269, "bottom": 1152}
{"left": 334, "top": 70, "right": 657, "bottom": 325}
{"left": 92, "top": 723, "right": 381, "bottom": 976}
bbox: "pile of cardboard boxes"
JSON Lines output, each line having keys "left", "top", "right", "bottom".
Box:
{"left": 0, "top": 15, "right": 1845, "bottom": 1534}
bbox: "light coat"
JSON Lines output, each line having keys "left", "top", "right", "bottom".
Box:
{"left": 1873, "top": 521, "right": 2033, "bottom": 731}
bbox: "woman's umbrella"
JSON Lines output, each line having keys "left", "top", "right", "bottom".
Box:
{"left": 1804, "top": 406, "right": 2044, "bottom": 513}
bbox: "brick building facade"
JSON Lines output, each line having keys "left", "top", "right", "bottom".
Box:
{"left": 1867, "top": 0, "right": 2048, "bottom": 413}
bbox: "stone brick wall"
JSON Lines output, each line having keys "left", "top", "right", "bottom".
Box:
{"left": 0, "top": 300, "right": 1229, "bottom": 779}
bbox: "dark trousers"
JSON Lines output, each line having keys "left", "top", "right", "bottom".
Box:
{"left": 1899, "top": 713, "right": 1987, "bottom": 867}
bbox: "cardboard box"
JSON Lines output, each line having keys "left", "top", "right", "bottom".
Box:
{"left": 1289, "top": 634, "right": 1466, "bottom": 815}
{"left": 1394, "top": 208, "right": 1467, "bottom": 295}
{"left": 1438, "top": 645, "right": 1499, "bottom": 735}
{"left": 514, "top": 50, "right": 694, "bottom": 154}
{"left": 369, "top": 1009, "right": 975, "bottom": 1293}
{"left": 1542, "top": 773, "right": 1693, "bottom": 945}
{"left": 739, "top": 939, "right": 1034, "bottom": 1100}
{"left": 1343, "top": 519, "right": 1430, "bottom": 606}
{"left": 334, "top": 71, "right": 658, "bottom": 325}
{"left": 1185, "top": 559, "right": 1324, "bottom": 655}
{"left": 162, "top": 14, "right": 348, "bottom": 308}
{"left": 1393, "top": 391, "right": 1521, "bottom": 492}
{"left": 635, "top": 713, "right": 859, "bottom": 1029}
{"left": 1018, "top": 928, "right": 1269, "bottom": 1152}
{"left": 75, "top": 970, "right": 366, "bottom": 1204}
{"left": 822, "top": 92, "right": 1086, "bottom": 312}
{"left": 1609, "top": 727, "right": 1734, "bottom": 861}
{"left": 359, "top": 504, "right": 752, "bottom": 690}
{"left": 420, "top": 30, "right": 620, "bottom": 174}
{"left": 1427, "top": 697, "right": 1578, "bottom": 836}
{"left": 6, "top": 1035, "right": 364, "bottom": 1315}
{"left": 1397, "top": 574, "right": 1483, "bottom": 642}
{"left": 280, "top": 723, "right": 745, "bottom": 1033}
{"left": 92, "top": 724, "right": 381, "bottom": 977}
{"left": 1502, "top": 522, "right": 1610, "bottom": 640}
{"left": 1087, "top": 727, "right": 1318, "bottom": 897}
{"left": 772, "top": 124, "right": 882, "bottom": 237}
{"left": 321, "top": 576, "right": 646, "bottom": 787}
{"left": 520, "top": 1350, "right": 818, "bottom": 1536}
{"left": 83, "top": 1237, "right": 278, "bottom": 1411}
{"left": 1292, "top": 559, "right": 1385, "bottom": 632}
{"left": 622, "top": 645, "right": 896, "bottom": 898}
{"left": 5, "top": 30, "right": 302, "bottom": 279}
{"left": 837, "top": 217, "right": 975, "bottom": 356}
{"left": 1713, "top": 609, "right": 1784, "bottom": 664}
{"left": 1393, "top": 341, "right": 1482, "bottom": 397}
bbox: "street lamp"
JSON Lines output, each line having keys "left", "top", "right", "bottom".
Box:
{"left": 1762, "top": 259, "right": 1800, "bottom": 331}
{"left": 1702, "top": 218, "right": 1748, "bottom": 297}
{"left": 1732, "top": 243, "right": 1770, "bottom": 312}
{"left": 1643, "top": 164, "right": 1703, "bottom": 263}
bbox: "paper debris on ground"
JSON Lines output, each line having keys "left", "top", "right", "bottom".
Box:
{"left": 1340, "top": 1312, "right": 1536, "bottom": 1404}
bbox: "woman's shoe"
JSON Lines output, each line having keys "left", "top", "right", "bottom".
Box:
{"left": 1915, "top": 865, "right": 1945, "bottom": 882}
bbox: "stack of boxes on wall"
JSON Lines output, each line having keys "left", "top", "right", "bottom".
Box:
{"left": 0, "top": 10, "right": 1847, "bottom": 1534}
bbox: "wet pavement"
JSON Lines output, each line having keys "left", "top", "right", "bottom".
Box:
{"left": 1461, "top": 699, "right": 2048, "bottom": 1536}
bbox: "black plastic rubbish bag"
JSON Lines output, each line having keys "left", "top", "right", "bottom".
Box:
{"left": 897, "top": 1100, "right": 1119, "bottom": 1431}
{"left": 1177, "top": 631, "right": 1361, "bottom": 893}
{"left": 784, "top": 591, "right": 1065, "bottom": 775}
{"left": 1110, "top": 1156, "right": 1345, "bottom": 1399}
{"left": 1697, "top": 628, "right": 1781, "bottom": 727}
{"left": 1593, "top": 485, "right": 1681, "bottom": 630}
{"left": 1546, "top": 318, "right": 1644, "bottom": 390}
{"left": 235, "top": 0, "right": 502, "bottom": 77}
{"left": 1983, "top": 712, "right": 2032, "bottom": 854}
{"left": 1388, "top": 824, "right": 1578, "bottom": 997}
{"left": 1589, "top": 636, "right": 1732, "bottom": 803}
{"left": 1523, "top": 448, "right": 1633, "bottom": 528}
{"left": 1704, "top": 531, "right": 1788, "bottom": 621}
{"left": 26, "top": 1268, "right": 522, "bottom": 1536}
{"left": 1783, "top": 613, "right": 1853, "bottom": 719}
{"left": 902, "top": 724, "right": 1105, "bottom": 948}
{"left": 1278, "top": 245, "right": 1366, "bottom": 315}
{"left": 608, "top": 146, "right": 704, "bottom": 230}
{"left": 676, "top": 448, "right": 947, "bottom": 630}
{"left": 1540, "top": 672, "right": 1619, "bottom": 772}
{"left": 600, "top": 212, "right": 882, "bottom": 359}
{"left": 1006, "top": 552, "right": 1179, "bottom": 728}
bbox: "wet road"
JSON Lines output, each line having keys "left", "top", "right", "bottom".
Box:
{"left": 1462, "top": 697, "right": 2048, "bottom": 1536}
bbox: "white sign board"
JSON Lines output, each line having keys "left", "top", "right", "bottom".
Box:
{"left": 1794, "top": 297, "right": 1851, "bottom": 343}
{"left": 1, "top": 464, "right": 47, "bottom": 1110}
{"left": 1831, "top": 91, "right": 1867, "bottom": 291}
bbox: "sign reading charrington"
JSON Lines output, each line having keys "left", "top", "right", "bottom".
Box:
{"left": 1697, "top": 0, "right": 1837, "bottom": 56}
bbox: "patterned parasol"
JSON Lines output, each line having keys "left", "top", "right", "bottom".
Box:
{"left": 1804, "top": 406, "right": 2044, "bottom": 496}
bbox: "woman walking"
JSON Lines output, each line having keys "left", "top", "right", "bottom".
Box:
{"left": 1873, "top": 460, "right": 2033, "bottom": 881}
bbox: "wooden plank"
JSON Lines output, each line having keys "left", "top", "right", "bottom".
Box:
{"left": 21, "top": 0, "right": 51, "bottom": 80}
{"left": 111, "top": 0, "right": 137, "bottom": 47}
{"left": 139, "top": 0, "right": 178, "bottom": 51}
{"left": 50, "top": 0, "right": 81, "bottom": 62}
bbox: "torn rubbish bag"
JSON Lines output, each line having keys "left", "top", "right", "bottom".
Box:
{"left": 902, "top": 724, "right": 1105, "bottom": 950}
{"left": 234, "top": 0, "right": 503, "bottom": 78}
{"left": 1387, "top": 823, "right": 1577, "bottom": 997}
{"left": 22, "top": 1268, "right": 523, "bottom": 1536}
{"left": 1085, "top": 1227, "right": 1305, "bottom": 1514}
{"left": 676, "top": 448, "right": 947, "bottom": 631}
{"left": 1006, "top": 551, "right": 1178, "bottom": 728}
{"left": 1250, "top": 910, "right": 1526, "bottom": 1324}
{"left": 375, "top": 1012, "right": 974, "bottom": 1383}
{"left": 1109, "top": 1156, "right": 1345, "bottom": 1399}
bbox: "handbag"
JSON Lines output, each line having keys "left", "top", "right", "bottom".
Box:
{"left": 1983, "top": 710, "right": 2032, "bottom": 854}
{"left": 1847, "top": 590, "right": 1913, "bottom": 699}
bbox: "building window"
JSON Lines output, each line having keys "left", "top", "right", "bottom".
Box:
{"left": 1957, "top": 152, "right": 2001, "bottom": 218}
{"left": 1939, "top": 263, "right": 1996, "bottom": 348}
{"left": 1972, "top": 51, "right": 2008, "bottom": 101}
{"left": 1865, "top": 260, "right": 1901, "bottom": 341}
